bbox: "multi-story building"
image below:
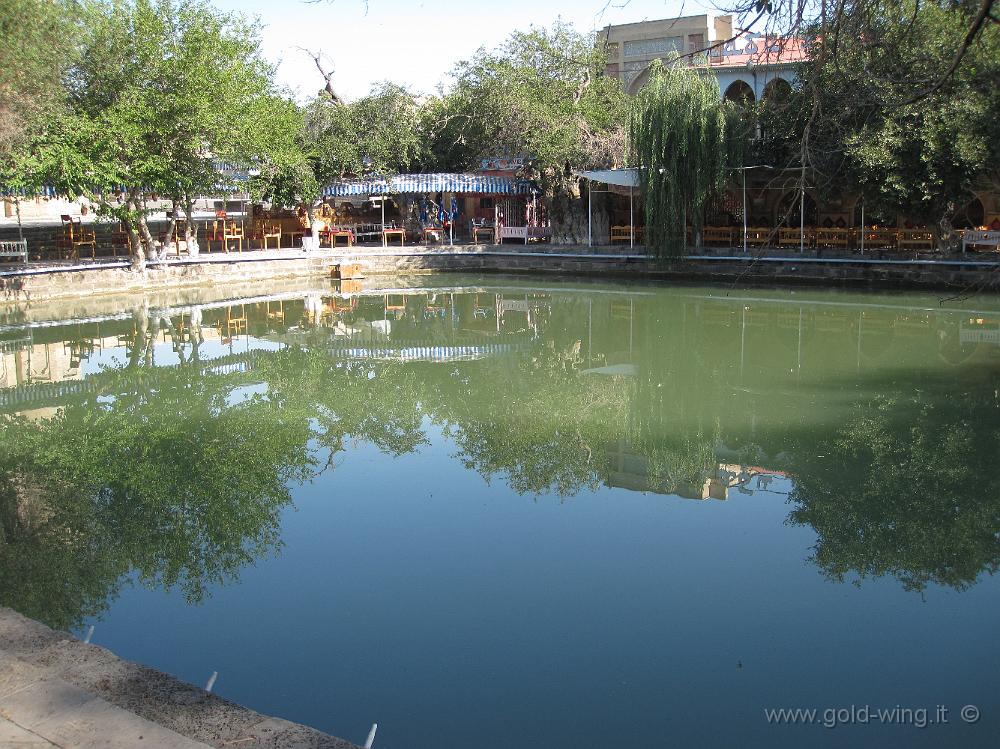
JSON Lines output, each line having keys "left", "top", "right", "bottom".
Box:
{"left": 601, "top": 13, "right": 999, "bottom": 233}
{"left": 601, "top": 14, "right": 805, "bottom": 102}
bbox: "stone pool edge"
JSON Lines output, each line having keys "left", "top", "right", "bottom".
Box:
{"left": 3, "top": 247, "right": 1000, "bottom": 303}
{"left": 0, "top": 607, "right": 361, "bottom": 749}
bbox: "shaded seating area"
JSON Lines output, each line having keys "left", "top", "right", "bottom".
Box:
{"left": 320, "top": 173, "right": 544, "bottom": 247}
{"left": 696, "top": 225, "right": 949, "bottom": 253}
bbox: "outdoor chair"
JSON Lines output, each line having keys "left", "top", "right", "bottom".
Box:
{"left": 259, "top": 222, "right": 282, "bottom": 250}
{"left": 58, "top": 215, "right": 97, "bottom": 259}
{"left": 204, "top": 220, "right": 226, "bottom": 252}
{"left": 222, "top": 220, "right": 244, "bottom": 252}
{"left": 110, "top": 223, "right": 132, "bottom": 257}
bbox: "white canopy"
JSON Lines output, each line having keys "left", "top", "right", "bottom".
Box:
{"left": 576, "top": 169, "right": 641, "bottom": 248}
{"left": 575, "top": 169, "right": 641, "bottom": 188}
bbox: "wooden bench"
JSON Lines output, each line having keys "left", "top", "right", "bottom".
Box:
{"left": 962, "top": 230, "right": 1000, "bottom": 253}
{"left": 610, "top": 225, "right": 635, "bottom": 244}
{"left": 703, "top": 227, "right": 734, "bottom": 246}
{"left": 778, "top": 228, "right": 815, "bottom": 248}
{"left": 745, "top": 227, "right": 772, "bottom": 248}
{"left": 814, "top": 228, "right": 850, "bottom": 249}
{"left": 860, "top": 229, "right": 898, "bottom": 250}
{"left": 898, "top": 229, "right": 935, "bottom": 251}
{"left": 0, "top": 239, "right": 28, "bottom": 263}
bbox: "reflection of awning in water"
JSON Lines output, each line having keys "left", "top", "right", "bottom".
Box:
{"left": 581, "top": 364, "right": 637, "bottom": 376}
{"left": 328, "top": 341, "right": 530, "bottom": 363}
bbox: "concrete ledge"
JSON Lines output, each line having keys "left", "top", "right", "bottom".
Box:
{"left": 2, "top": 247, "right": 1000, "bottom": 303}
{"left": 0, "top": 608, "right": 359, "bottom": 749}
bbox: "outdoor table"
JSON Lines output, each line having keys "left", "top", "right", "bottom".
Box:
{"left": 472, "top": 225, "right": 495, "bottom": 244}
{"left": 329, "top": 229, "right": 354, "bottom": 248}
{"left": 383, "top": 228, "right": 406, "bottom": 247}
{"left": 423, "top": 227, "right": 445, "bottom": 245}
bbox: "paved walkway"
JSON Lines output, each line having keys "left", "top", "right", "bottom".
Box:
{"left": 0, "top": 608, "right": 359, "bottom": 749}
{"left": 0, "top": 650, "right": 210, "bottom": 748}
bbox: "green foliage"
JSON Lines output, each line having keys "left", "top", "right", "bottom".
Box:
{"left": 302, "top": 82, "right": 428, "bottom": 181}
{"left": 628, "top": 60, "right": 741, "bottom": 258}
{"left": 0, "top": 0, "right": 76, "bottom": 156}
{"left": 426, "top": 22, "right": 627, "bottom": 184}
{"left": 794, "top": 0, "right": 1000, "bottom": 226}
{"left": 788, "top": 392, "right": 1000, "bottom": 591}
{"left": 0, "top": 362, "right": 316, "bottom": 630}
{"left": 23, "top": 0, "right": 305, "bottom": 264}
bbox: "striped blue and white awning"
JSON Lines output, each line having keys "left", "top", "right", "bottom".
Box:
{"left": 0, "top": 185, "right": 59, "bottom": 198}
{"left": 322, "top": 173, "right": 537, "bottom": 197}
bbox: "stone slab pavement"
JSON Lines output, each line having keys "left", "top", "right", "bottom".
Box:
{"left": 0, "top": 649, "right": 210, "bottom": 748}
{"left": 0, "top": 608, "right": 360, "bottom": 749}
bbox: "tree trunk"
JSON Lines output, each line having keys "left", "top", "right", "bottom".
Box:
{"left": 184, "top": 193, "right": 199, "bottom": 256}
{"left": 549, "top": 176, "right": 609, "bottom": 246}
{"left": 164, "top": 199, "right": 179, "bottom": 259}
{"left": 124, "top": 194, "right": 148, "bottom": 273}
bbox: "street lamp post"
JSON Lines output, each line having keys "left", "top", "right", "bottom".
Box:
{"left": 735, "top": 165, "right": 773, "bottom": 253}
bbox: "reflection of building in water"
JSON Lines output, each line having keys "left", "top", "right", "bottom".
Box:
{"left": 606, "top": 440, "right": 785, "bottom": 500}
{"left": 960, "top": 318, "right": 1000, "bottom": 346}
{"left": 0, "top": 337, "right": 83, "bottom": 389}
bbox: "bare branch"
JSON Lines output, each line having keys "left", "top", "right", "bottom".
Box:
{"left": 296, "top": 46, "right": 345, "bottom": 105}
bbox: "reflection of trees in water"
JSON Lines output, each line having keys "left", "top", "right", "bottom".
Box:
{"left": 0, "top": 363, "right": 317, "bottom": 630}
{"left": 428, "top": 341, "right": 634, "bottom": 497}
{"left": 5, "top": 292, "right": 1000, "bottom": 631}
{"left": 786, "top": 389, "right": 1000, "bottom": 592}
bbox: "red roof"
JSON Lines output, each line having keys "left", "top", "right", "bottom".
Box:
{"left": 707, "top": 36, "right": 808, "bottom": 68}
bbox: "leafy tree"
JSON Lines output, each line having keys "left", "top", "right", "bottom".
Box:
{"left": 0, "top": 0, "right": 76, "bottom": 156}
{"left": 424, "top": 22, "right": 627, "bottom": 241}
{"left": 629, "top": 60, "right": 742, "bottom": 258}
{"left": 29, "top": 0, "right": 305, "bottom": 268}
{"left": 737, "top": 0, "right": 999, "bottom": 235}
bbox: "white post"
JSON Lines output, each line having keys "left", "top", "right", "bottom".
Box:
{"left": 799, "top": 182, "right": 805, "bottom": 253}
{"left": 205, "top": 672, "right": 218, "bottom": 692}
{"left": 587, "top": 181, "right": 592, "bottom": 248}
{"left": 860, "top": 200, "right": 865, "bottom": 255}
{"left": 629, "top": 185, "right": 634, "bottom": 250}
{"left": 364, "top": 724, "right": 378, "bottom": 749}
{"left": 742, "top": 169, "right": 748, "bottom": 253}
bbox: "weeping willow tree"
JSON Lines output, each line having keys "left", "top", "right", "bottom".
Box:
{"left": 629, "top": 60, "right": 743, "bottom": 258}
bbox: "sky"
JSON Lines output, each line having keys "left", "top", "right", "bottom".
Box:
{"left": 213, "top": 0, "right": 711, "bottom": 101}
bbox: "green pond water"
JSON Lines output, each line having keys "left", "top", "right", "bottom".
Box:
{"left": 1, "top": 274, "right": 998, "bottom": 748}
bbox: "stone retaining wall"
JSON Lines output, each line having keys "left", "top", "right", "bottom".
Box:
{"left": 2, "top": 249, "right": 999, "bottom": 304}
